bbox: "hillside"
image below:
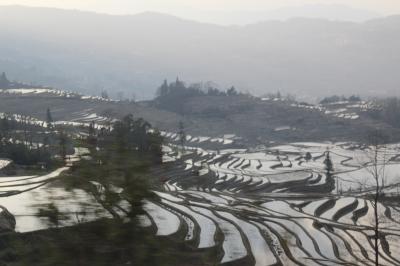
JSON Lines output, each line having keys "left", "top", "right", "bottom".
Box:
{"left": 0, "top": 88, "right": 398, "bottom": 145}
{"left": 0, "top": 6, "right": 400, "bottom": 99}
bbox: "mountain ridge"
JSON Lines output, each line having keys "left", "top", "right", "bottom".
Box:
{"left": 0, "top": 6, "right": 400, "bottom": 100}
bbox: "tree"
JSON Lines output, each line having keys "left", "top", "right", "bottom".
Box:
{"left": 227, "top": 86, "right": 238, "bottom": 96}
{"left": 101, "top": 90, "right": 109, "bottom": 99}
{"left": 59, "top": 130, "right": 68, "bottom": 161}
{"left": 43, "top": 135, "right": 50, "bottom": 148}
{"left": 178, "top": 121, "right": 186, "bottom": 150}
{"left": 305, "top": 152, "right": 312, "bottom": 161}
{"left": 0, "top": 115, "right": 10, "bottom": 138}
{"left": 348, "top": 95, "right": 361, "bottom": 102}
{"left": 0, "top": 72, "right": 10, "bottom": 88}
{"left": 46, "top": 108, "right": 53, "bottom": 128}
{"left": 323, "top": 149, "right": 335, "bottom": 193}
{"left": 156, "top": 79, "right": 169, "bottom": 97}
{"left": 324, "top": 149, "right": 334, "bottom": 177}
{"left": 37, "top": 203, "right": 65, "bottom": 228}
{"left": 87, "top": 121, "right": 97, "bottom": 146}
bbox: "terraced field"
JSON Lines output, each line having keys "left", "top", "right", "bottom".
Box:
{"left": 144, "top": 136, "right": 400, "bottom": 265}
{"left": 0, "top": 147, "right": 111, "bottom": 232}
{"left": 1, "top": 92, "right": 400, "bottom": 265}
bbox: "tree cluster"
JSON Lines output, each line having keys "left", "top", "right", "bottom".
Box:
{"left": 0, "top": 115, "right": 53, "bottom": 166}
{"left": 319, "top": 95, "right": 361, "bottom": 104}
{"left": 88, "top": 114, "right": 163, "bottom": 164}
{"left": 155, "top": 78, "right": 241, "bottom": 113}
{"left": 365, "top": 97, "right": 400, "bottom": 129}
{"left": 63, "top": 114, "right": 163, "bottom": 223}
{"left": 0, "top": 110, "right": 68, "bottom": 167}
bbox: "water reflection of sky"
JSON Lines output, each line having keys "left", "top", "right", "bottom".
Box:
{"left": 1, "top": 185, "right": 107, "bottom": 232}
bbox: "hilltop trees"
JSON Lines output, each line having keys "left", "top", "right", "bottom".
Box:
{"left": 319, "top": 95, "right": 361, "bottom": 104}
{"left": 155, "top": 78, "right": 243, "bottom": 114}
{"left": 156, "top": 78, "right": 242, "bottom": 99}
{"left": 155, "top": 78, "right": 203, "bottom": 113}
{"left": 227, "top": 86, "right": 238, "bottom": 96}
{"left": 156, "top": 79, "right": 170, "bottom": 98}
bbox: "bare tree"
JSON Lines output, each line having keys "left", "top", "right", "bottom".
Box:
{"left": 365, "top": 130, "right": 388, "bottom": 266}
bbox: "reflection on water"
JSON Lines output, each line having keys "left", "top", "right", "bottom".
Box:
{"left": 1, "top": 184, "right": 109, "bottom": 232}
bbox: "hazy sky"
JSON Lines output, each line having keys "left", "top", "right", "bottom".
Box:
{"left": 1, "top": 0, "right": 399, "bottom": 22}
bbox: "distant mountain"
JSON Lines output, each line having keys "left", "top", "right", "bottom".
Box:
{"left": 0, "top": 6, "right": 399, "bottom": 100}
{"left": 265, "top": 4, "right": 380, "bottom": 21}
{"left": 186, "top": 4, "right": 381, "bottom": 25}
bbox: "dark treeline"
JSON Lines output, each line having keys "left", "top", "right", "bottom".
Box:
{"left": 155, "top": 78, "right": 242, "bottom": 113}
{"left": 0, "top": 114, "right": 51, "bottom": 166}
{"left": 0, "top": 111, "right": 69, "bottom": 168}
{"left": 0, "top": 141, "right": 51, "bottom": 166}
{"left": 319, "top": 95, "right": 362, "bottom": 104}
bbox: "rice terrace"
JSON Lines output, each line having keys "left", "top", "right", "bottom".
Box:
{"left": 1, "top": 3, "right": 400, "bottom": 265}
{"left": 0, "top": 85, "right": 399, "bottom": 265}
